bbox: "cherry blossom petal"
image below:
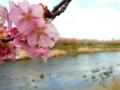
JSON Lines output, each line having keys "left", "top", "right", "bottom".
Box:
{"left": 23, "top": 43, "right": 35, "bottom": 54}
{"left": 36, "top": 18, "right": 46, "bottom": 27}
{"left": 30, "top": 51, "right": 40, "bottom": 60}
{"left": 9, "top": 8, "right": 23, "bottom": 25}
{"left": 7, "top": 53, "right": 14, "bottom": 59}
{"left": 7, "top": 19, "right": 12, "bottom": 30}
{"left": 8, "top": 0, "right": 17, "bottom": 10}
{"left": 36, "top": 48, "right": 54, "bottom": 60}
{"left": 13, "top": 33, "right": 26, "bottom": 45}
{"left": 14, "top": 54, "right": 23, "bottom": 60}
{"left": 44, "top": 24, "right": 60, "bottom": 41}
{"left": 18, "top": 0, "right": 29, "bottom": 13}
{"left": 8, "top": 27, "right": 18, "bottom": 37}
{"left": 0, "top": 5, "right": 8, "bottom": 24}
{"left": 36, "top": 48, "right": 49, "bottom": 53}
{"left": 27, "top": 32, "right": 37, "bottom": 46}
{"left": 38, "top": 35, "right": 48, "bottom": 47}
{"left": 30, "top": 4, "right": 44, "bottom": 17}
{"left": 43, "top": 35, "right": 55, "bottom": 47}
{"left": 29, "top": 48, "right": 54, "bottom": 60}
{"left": 17, "top": 20, "right": 36, "bottom": 35}
{"left": 41, "top": 56, "right": 47, "bottom": 60}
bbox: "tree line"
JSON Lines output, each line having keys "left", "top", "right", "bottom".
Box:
{"left": 56, "top": 37, "right": 120, "bottom": 45}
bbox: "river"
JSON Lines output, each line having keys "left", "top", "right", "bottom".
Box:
{"left": 0, "top": 51, "right": 120, "bottom": 90}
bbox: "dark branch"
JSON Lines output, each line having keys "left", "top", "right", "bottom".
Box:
{"left": 1, "top": 37, "right": 14, "bottom": 43}
{"left": 52, "top": 0, "right": 72, "bottom": 20}
{"left": 45, "top": 0, "right": 72, "bottom": 20}
{"left": 51, "top": 0, "right": 67, "bottom": 13}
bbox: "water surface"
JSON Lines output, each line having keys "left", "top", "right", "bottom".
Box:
{"left": 0, "top": 51, "right": 120, "bottom": 90}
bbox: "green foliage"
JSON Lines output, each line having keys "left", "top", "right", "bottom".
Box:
{"left": 54, "top": 44, "right": 120, "bottom": 48}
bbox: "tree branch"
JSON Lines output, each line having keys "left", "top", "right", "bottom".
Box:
{"left": 1, "top": 37, "right": 14, "bottom": 43}
{"left": 52, "top": 0, "right": 72, "bottom": 20}
{"left": 51, "top": 0, "right": 67, "bottom": 13}
{"left": 46, "top": 0, "right": 72, "bottom": 20}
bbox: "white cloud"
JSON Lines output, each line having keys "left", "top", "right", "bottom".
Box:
{"left": 53, "top": 1, "right": 120, "bottom": 40}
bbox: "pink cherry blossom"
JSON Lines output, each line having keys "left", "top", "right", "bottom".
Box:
{"left": 29, "top": 47, "right": 54, "bottom": 61}
{"left": 0, "top": 5, "right": 8, "bottom": 24}
{"left": 7, "top": 44, "right": 21, "bottom": 60}
{"left": 8, "top": 27, "right": 18, "bottom": 37}
{"left": 8, "top": 0, "right": 18, "bottom": 10}
{"left": 12, "top": 33, "right": 35, "bottom": 54}
{"left": 12, "top": 33, "right": 27, "bottom": 46}
{"left": 27, "top": 19, "right": 60, "bottom": 47}
{"left": 0, "top": 43, "right": 22, "bottom": 64}
{"left": 12, "top": 33, "right": 54, "bottom": 61}
{"left": 0, "top": 4, "right": 12, "bottom": 30}
{"left": 9, "top": 0, "right": 44, "bottom": 34}
{"left": 0, "top": 26, "right": 22, "bottom": 64}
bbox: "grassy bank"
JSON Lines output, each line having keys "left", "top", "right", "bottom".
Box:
{"left": 50, "top": 44, "right": 120, "bottom": 56}
{"left": 18, "top": 44, "right": 120, "bottom": 57}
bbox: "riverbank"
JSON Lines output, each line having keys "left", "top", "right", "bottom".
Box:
{"left": 19, "top": 45, "right": 120, "bottom": 58}
{"left": 52, "top": 47, "right": 120, "bottom": 56}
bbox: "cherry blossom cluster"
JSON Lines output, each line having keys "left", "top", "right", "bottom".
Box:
{"left": 0, "top": 0, "right": 60, "bottom": 64}
{"left": 0, "top": 26, "right": 22, "bottom": 64}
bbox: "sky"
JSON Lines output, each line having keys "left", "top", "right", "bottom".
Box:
{"left": 1, "top": 0, "right": 120, "bottom": 40}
